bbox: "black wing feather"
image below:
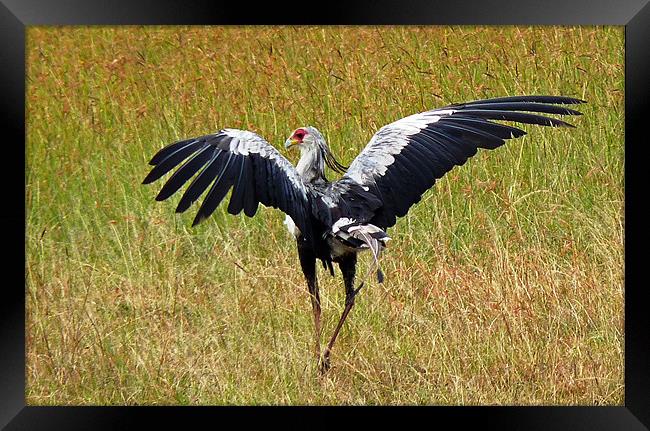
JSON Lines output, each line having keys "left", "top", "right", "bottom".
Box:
{"left": 458, "top": 102, "right": 583, "bottom": 116}
{"left": 422, "top": 127, "right": 478, "bottom": 159}
{"left": 227, "top": 156, "right": 247, "bottom": 215}
{"left": 142, "top": 140, "right": 206, "bottom": 184}
{"left": 193, "top": 153, "right": 238, "bottom": 226}
{"left": 338, "top": 95, "right": 584, "bottom": 229}
{"left": 440, "top": 116, "right": 527, "bottom": 139}
{"left": 155, "top": 145, "right": 216, "bottom": 201}
{"left": 455, "top": 109, "right": 575, "bottom": 128}
{"left": 242, "top": 159, "right": 259, "bottom": 217}
{"left": 412, "top": 133, "right": 460, "bottom": 176}
{"left": 461, "top": 95, "right": 585, "bottom": 105}
{"left": 148, "top": 138, "right": 198, "bottom": 166}
{"left": 419, "top": 128, "right": 471, "bottom": 166}
{"left": 436, "top": 122, "right": 505, "bottom": 149}
{"left": 175, "top": 150, "right": 225, "bottom": 213}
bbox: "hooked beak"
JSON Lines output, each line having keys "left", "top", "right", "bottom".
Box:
{"left": 284, "top": 138, "right": 299, "bottom": 149}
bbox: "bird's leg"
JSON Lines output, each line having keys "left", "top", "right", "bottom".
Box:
{"left": 298, "top": 242, "right": 322, "bottom": 360}
{"left": 320, "top": 253, "right": 358, "bottom": 374}
{"left": 307, "top": 278, "right": 322, "bottom": 359}
{"left": 320, "top": 283, "right": 363, "bottom": 373}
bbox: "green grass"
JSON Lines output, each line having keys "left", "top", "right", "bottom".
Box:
{"left": 26, "top": 26, "right": 624, "bottom": 405}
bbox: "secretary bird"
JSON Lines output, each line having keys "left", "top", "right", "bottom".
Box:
{"left": 143, "top": 95, "right": 584, "bottom": 372}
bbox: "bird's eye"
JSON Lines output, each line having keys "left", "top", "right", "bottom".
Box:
{"left": 294, "top": 130, "right": 306, "bottom": 139}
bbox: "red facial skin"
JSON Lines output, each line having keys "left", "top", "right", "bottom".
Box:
{"left": 292, "top": 128, "right": 308, "bottom": 143}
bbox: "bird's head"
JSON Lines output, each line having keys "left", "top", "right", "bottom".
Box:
{"left": 284, "top": 126, "right": 319, "bottom": 150}
{"left": 284, "top": 126, "right": 347, "bottom": 174}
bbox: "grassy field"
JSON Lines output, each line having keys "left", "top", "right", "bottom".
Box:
{"left": 26, "top": 26, "right": 624, "bottom": 405}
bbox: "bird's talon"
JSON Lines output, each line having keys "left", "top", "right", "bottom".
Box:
{"left": 319, "top": 354, "right": 331, "bottom": 374}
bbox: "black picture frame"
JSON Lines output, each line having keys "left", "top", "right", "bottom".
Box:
{"left": 3, "top": 0, "right": 648, "bottom": 428}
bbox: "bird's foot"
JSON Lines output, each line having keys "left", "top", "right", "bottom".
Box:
{"left": 318, "top": 351, "right": 332, "bottom": 375}
{"left": 318, "top": 282, "right": 363, "bottom": 376}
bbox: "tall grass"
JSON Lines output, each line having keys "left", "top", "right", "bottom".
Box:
{"left": 26, "top": 26, "right": 623, "bottom": 405}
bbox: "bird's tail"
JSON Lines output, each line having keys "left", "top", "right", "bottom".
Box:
{"left": 332, "top": 218, "right": 390, "bottom": 283}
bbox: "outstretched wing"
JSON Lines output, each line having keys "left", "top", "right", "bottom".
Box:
{"left": 143, "top": 128, "right": 312, "bottom": 237}
{"left": 337, "top": 95, "right": 585, "bottom": 229}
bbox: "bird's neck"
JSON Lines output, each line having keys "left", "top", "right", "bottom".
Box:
{"left": 296, "top": 145, "right": 327, "bottom": 184}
